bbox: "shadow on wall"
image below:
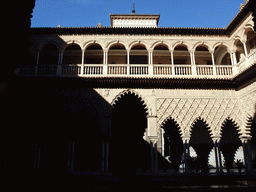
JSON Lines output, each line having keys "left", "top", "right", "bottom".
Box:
{"left": 0, "top": 79, "right": 172, "bottom": 182}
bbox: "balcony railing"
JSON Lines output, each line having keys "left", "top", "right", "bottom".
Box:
{"left": 16, "top": 50, "right": 256, "bottom": 78}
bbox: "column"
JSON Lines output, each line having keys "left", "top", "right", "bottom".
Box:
{"left": 103, "top": 50, "right": 108, "bottom": 75}
{"left": 101, "top": 140, "right": 109, "bottom": 172}
{"left": 233, "top": 52, "right": 237, "bottom": 65}
{"left": 241, "top": 137, "right": 253, "bottom": 175}
{"left": 212, "top": 137, "right": 223, "bottom": 173}
{"left": 211, "top": 52, "right": 217, "bottom": 76}
{"left": 242, "top": 41, "right": 248, "bottom": 57}
{"left": 170, "top": 50, "right": 175, "bottom": 75}
{"left": 127, "top": 50, "right": 130, "bottom": 75}
{"left": 148, "top": 51, "right": 153, "bottom": 75}
{"left": 230, "top": 52, "right": 234, "bottom": 65}
{"left": 147, "top": 113, "right": 158, "bottom": 172}
{"left": 190, "top": 51, "right": 196, "bottom": 75}
{"left": 182, "top": 138, "right": 190, "bottom": 172}
{"left": 57, "top": 51, "right": 63, "bottom": 75}
{"left": 35, "top": 52, "right": 40, "bottom": 75}
{"left": 81, "top": 51, "right": 85, "bottom": 75}
{"left": 149, "top": 136, "right": 159, "bottom": 172}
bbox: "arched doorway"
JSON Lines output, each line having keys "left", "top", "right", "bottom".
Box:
{"left": 110, "top": 91, "right": 150, "bottom": 175}
{"left": 161, "top": 118, "right": 183, "bottom": 172}
{"left": 190, "top": 119, "right": 213, "bottom": 173}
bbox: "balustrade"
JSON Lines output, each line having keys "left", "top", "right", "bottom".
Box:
{"left": 16, "top": 50, "right": 256, "bottom": 78}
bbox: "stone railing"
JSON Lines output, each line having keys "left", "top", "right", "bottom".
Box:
{"left": 16, "top": 50, "right": 256, "bottom": 78}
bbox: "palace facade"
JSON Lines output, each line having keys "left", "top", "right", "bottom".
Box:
{"left": 19, "top": 0, "right": 256, "bottom": 176}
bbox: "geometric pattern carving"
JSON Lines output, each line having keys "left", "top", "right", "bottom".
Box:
{"left": 157, "top": 98, "right": 247, "bottom": 138}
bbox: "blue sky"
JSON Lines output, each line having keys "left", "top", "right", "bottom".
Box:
{"left": 31, "top": 0, "right": 245, "bottom": 28}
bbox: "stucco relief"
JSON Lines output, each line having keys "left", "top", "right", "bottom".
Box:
{"left": 157, "top": 98, "right": 248, "bottom": 139}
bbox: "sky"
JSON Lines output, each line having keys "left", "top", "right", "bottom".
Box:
{"left": 31, "top": 0, "right": 245, "bottom": 28}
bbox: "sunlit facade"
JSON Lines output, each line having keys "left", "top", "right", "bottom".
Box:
{"left": 22, "top": 0, "right": 256, "bottom": 175}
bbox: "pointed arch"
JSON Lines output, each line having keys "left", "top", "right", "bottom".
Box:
{"left": 220, "top": 117, "right": 243, "bottom": 172}
{"left": 161, "top": 116, "right": 183, "bottom": 172}
{"left": 190, "top": 117, "right": 213, "bottom": 144}
{"left": 111, "top": 89, "right": 151, "bottom": 115}
{"left": 190, "top": 117, "right": 214, "bottom": 173}
{"left": 161, "top": 116, "right": 182, "bottom": 135}
{"left": 110, "top": 90, "right": 151, "bottom": 174}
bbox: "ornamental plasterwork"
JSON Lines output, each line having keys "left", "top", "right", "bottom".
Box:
{"left": 157, "top": 98, "right": 248, "bottom": 138}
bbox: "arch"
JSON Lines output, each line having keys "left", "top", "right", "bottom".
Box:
{"left": 214, "top": 44, "right": 231, "bottom": 65}
{"left": 128, "top": 41, "right": 148, "bottom": 51}
{"left": 111, "top": 89, "right": 151, "bottom": 115}
{"left": 173, "top": 42, "right": 190, "bottom": 65}
{"left": 62, "top": 43, "right": 82, "bottom": 65}
{"left": 242, "top": 24, "right": 255, "bottom": 42}
{"left": 161, "top": 116, "right": 182, "bottom": 135}
{"left": 190, "top": 118, "right": 214, "bottom": 173}
{"left": 84, "top": 42, "right": 104, "bottom": 64}
{"left": 151, "top": 41, "right": 171, "bottom": 51}
{"left": 153, "top": 43, "right": 172, "bottom": 64}
{"left": 212, "top": 42, "right": 230, "bottom": 53}
{"left": 161, "top": 117, "right": 183, "bottom": 172}
{"left": 62, "top": 40, "right": 83, "bottom": 52}
{"left": 38, "top": 43, "right": 59, "bottom": 65}
{"left": 83, "top": 40, "right": 104, "bottom": 51}
{"left": 129, "top": 43, "right": 148, "bottom": 65}
{"left": 108, "top": 43, "right": 127, "bottom": 64}
{"left": 194, "top": 43, "right": 212, "bottom": 65}
{"left": 110, "top": 90, "right": 151, "bottom": 174}
{"left": 105, "top": 40, "right": 128, "bottom": 51}
{"left": 220, "top": 117, "right": 242, "bottom": 173}
{"left": 192, "top": 42, "right": 211, "bottom": 52}
{"left": 172, "top": 41, "right": 189, "bottom": 50}
{"left": 39, "top": 40, "right": 61, "bottom": 53}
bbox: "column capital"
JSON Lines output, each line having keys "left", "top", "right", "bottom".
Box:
{"left": 240, "top": 135, "right": 252, "bottom": 143}
{"left": 181, "top": 137, "right": 190, "bottom": 143}
{"left": 148, "top": 136, "right": 159, "bottom": 144}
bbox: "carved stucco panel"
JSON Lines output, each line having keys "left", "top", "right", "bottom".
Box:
{"left": 157, "top": 98, "right": 248, "bottom": 138}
